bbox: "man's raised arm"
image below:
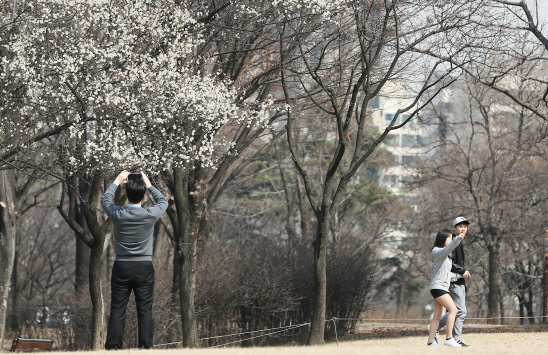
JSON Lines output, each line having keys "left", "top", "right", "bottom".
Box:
{"left": 101, "top": 170, "right": 130, "bottom": 218}
{"left": 141, "top": 171, "right": 168, "bottom": 217}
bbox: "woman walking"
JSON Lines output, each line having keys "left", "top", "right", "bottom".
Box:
{"left": 427, "top": 229, "right": 465, "bottom": 347}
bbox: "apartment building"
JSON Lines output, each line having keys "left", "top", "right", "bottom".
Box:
{"left": 370, "top": 83, "right": 430, "bottom": 194}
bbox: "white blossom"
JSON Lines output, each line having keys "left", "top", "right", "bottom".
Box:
{"left": 2, "top": 0, "right": 271, "bottom": 173}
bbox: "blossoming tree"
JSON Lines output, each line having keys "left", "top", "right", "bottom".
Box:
{"left": 3, "top": 0, "right": 270, "bottom": 349}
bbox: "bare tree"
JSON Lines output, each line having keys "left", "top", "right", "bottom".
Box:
{"left": 278, "top": 1, "right": 494, "bottom": 343}
{"left": 415, "top": 72, "right": 548, "bottom": 320}
{"left": 489, "top": 1, "right": 548, "bottom": 118}
{"left": 424, "top": 1, "right": 548, "bottom": 133}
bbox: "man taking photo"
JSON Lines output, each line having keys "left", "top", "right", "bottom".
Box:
{"left": 101, "top": 170, "right": 168, "bottom": 349}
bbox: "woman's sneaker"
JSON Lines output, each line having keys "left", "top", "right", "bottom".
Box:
{"left": 444, "top": 337, "right": 462, "bottom": 347}
{"left": 427, "top": 340, "right": 439, "bottom": 348}
{"left": 427, "top": 324, "right": 439, "bottom": 342}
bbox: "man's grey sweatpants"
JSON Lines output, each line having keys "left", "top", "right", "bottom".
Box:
{"left": 438, "top": 283, "right": 466, "bottom": 340}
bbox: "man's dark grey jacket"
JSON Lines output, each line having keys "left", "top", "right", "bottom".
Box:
{"left": 101, "top": 183, "right": 168, "bottom": 262}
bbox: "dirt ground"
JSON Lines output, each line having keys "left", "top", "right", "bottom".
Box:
{"left": 8, "top": 331, "right": 546, "bottom": 355}
{"left": 340, "top": 331, "right": 548, "bottom": 350}
{"left": 4, "top": 324, "right": 547, "bottom": 354}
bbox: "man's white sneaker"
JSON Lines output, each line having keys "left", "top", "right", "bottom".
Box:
{"left": 427, "top": 340, "right": 439, "bottom": 348}
{"left": 444, "top": 337, "right": 462, "bottom": 347}
{"left": 457, "top": 339, "right": 472, "bottom": 347}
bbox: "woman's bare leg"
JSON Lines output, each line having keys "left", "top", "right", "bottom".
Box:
{"left": 435, "top": 294, "right": 458, "bottom": 339}
{"left": 428, "top": 300, "right": 444, "bottom": 343}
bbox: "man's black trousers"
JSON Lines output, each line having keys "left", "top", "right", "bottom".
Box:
{"left": 105, "top": 261, "right": 154, "bottom": 349}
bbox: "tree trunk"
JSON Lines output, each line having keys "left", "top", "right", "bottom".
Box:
{"left": 543, "top": 253, "right": 548, "bottom": 323}
{"left": 0, "top": 170, "right": 16, "bottom": 352}
{"left": 487, "top": 246, "right": 500, "bottom": 322}
{"left": 296, "top": 178, "right": 309, "bottom": 241}
{"left": 89, "top": 244, "right": 106, "bottom": 350}
{"left": 75, "top": 235, "right": 91, "bottom": 292}
{"left": 172, "top": 251, "right": 180, "bottom": 302}
{"left": 526, "top": 289, "right": 535, "bottom": 324}
{"left": 166, "top": 205, "right": 180, "bottom": 301}
{"left": 307, "top": 213, "right": 328, "bottom": 345}
{"left": 498, "top": 288, "right": 505, "bottom": 325}
{"left": 518, "top": 295, "right": 524, "bottom": 325}
{"left": 173, "top": 167, "right": 199, "bottom": 348}
{"left": 9, "top": 243, "right": 19, "bottom": 333}
{"left": 397, "top": 271, "right": 408, "bottom": 312}
{"left": 75, "top": 177, "right": 91, "bottom": 292}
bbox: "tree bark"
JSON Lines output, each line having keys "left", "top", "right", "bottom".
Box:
{"left": 296, "top": 178, "right": 309, "bottom": 241}
{"left": 173, "top": 166, "right": 199, "bottom": 348}
{"left": 526, "top": 289, "right": 535, "bottom": 324}
{"left": 166, "top": 205, "right": 180, "bottom": 299}
{"left": 9, "top": 242, "right": 19, "bottom": 333}
{"left": 75, "top": 206, "right": 91, "bottom": 291}
{"left": 543, "top": 253, "right": 548, "bottom": 323}
{"left": 8, "top": 173, "right": 37, "bottom": 334}
{"left": 75, "top": 176, "right": 92, "bottom": 291}
{"left": 75, "top": 234, "right": 91, "bottom": 292}
{"left": 518, "top": 295, "right": 524, "bottom": 325}
{"left": 487, "top": 245, "right": 501, "bottom": 322}
{"left": 307, "top": 213, "right": 328, "bottom": 345}
{"left": 89, "top": 243, "right": 106, "bottom": 350}
{"left": 0, "top": 170, "right": 16, "bottom": 352}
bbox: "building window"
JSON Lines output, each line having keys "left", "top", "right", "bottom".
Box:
{"left": 402, "top": 155, "right": 418, "bottom": 166}
{"left": 364, "top": 169, "right": 379, "bottom": 181}
{"left": 372, "top": 96, "right": 381, "bottom": 109}
{"left": 401, "top": 175, "right": 413, "bottom": 184}
{"left": 402, "top": 134, "right": 423, "bottom": 148}
{"left": 385, "top": 113, "right": 395, "bottom": 125}
{"left": 310, "top": 44, "right": 323, "bottom": 63}
{"left": 383, "top": 175, "right": 399, "bottom": 188}
{"left": 384, "top": 134, "right": 399, "bottom": 147}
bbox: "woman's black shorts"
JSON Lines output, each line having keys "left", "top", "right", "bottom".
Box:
{"left": 430, "top": 289, "right": 449, "bottom": 299}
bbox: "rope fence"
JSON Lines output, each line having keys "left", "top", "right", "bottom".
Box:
{"left": 153, "top": 322, "right": 311, "bottom": 348}
{"left": 153, "top": 315, "right": 548, "bottom": 349}
{"left": 333, "top": 315, "right": 548, "bottom": 322}
{"left": 208, "top": 323, "right": 310, "bottom": 348}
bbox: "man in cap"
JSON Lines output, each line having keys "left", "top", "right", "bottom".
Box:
{"left": 434, "top": 216, "right": 472, "bottom": 347}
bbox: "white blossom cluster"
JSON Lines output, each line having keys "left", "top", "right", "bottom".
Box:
{"left": 2, "top": 0, "right": 271, "bottom": 172}
{"left": 233, "top": 0, "right": 350, "bottom": 21}
{"left": 271, "top": 0, "right": 349, "bottom": 16}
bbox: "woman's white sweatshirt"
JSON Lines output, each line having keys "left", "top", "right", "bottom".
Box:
{"left": 429, "top": 235, "right": 462, "bottom": 291}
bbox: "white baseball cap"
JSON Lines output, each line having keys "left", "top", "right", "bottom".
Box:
{"left": 453, "top": 216, "right": 470, "bottom": 227}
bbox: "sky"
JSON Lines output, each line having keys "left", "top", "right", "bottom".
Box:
{"left": 535, "top": 0, "right": 547, "bottom": 25}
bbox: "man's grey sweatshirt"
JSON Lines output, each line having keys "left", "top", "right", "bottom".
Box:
{"left": 101, "top": 183, "right": 168, "bottom": 261}
{"left": 429, "top": 235, "right": 462, "bottom": 291}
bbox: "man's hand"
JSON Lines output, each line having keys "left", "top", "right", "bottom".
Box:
{"left": 114, "top": 170, "right": 130, "bottom": 185}
{"left": 141, "top": 171, "right": 152, "bottom": 189}
{"left": 463, "top": 270, "right": 471, "bottom": 279}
